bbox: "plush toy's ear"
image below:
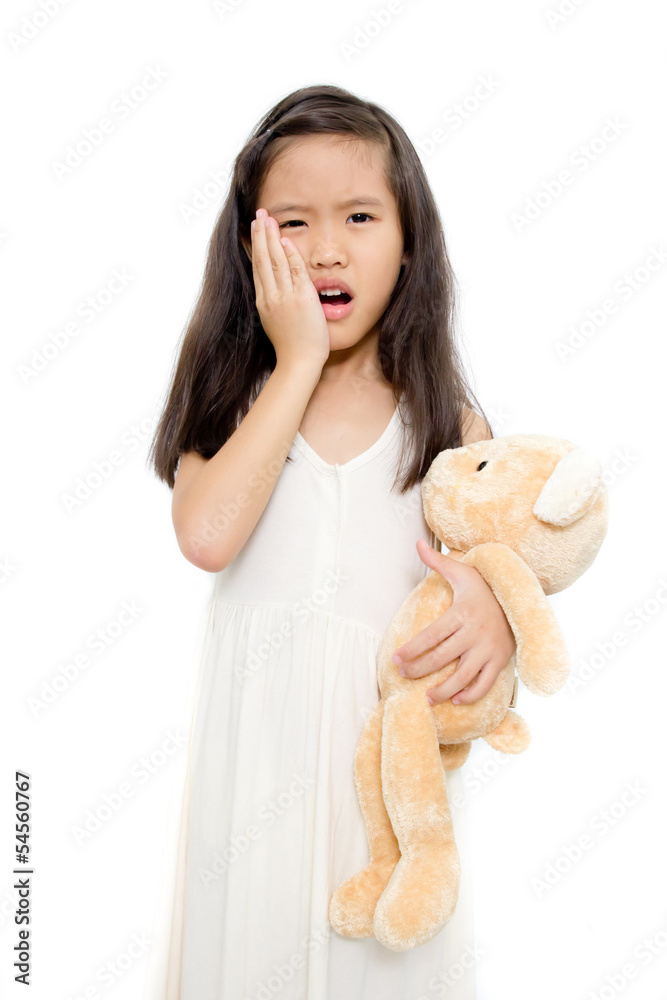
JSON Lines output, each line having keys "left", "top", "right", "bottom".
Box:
{"left": 533, "top": 447, "right": 604, "bottom": 527}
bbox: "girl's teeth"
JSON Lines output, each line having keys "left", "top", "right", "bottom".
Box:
{"left": 318, "top": 289, "right": 352, "bottom": 302}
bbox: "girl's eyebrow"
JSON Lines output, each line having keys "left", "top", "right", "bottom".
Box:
{"left": 267, "top": 196, "right": 385, "bottom": 214}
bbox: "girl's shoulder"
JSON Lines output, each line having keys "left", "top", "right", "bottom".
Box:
{"left": 461, "top": 406, "right": 492, "bottom": 446}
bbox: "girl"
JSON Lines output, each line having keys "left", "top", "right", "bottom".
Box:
{"left": 144, "top": 83, "right": 516, "bottom": 1000}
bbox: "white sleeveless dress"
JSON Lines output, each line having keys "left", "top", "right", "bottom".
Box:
{"left": 142, "top": 398, "right": 477, "bottom": 1000}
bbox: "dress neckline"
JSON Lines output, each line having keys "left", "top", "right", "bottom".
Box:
{"left": 292, "top": 401, "right": 402, "bottom": 475}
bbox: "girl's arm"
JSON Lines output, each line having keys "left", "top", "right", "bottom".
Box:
{"left": 391, "top": 408, "right": 517, "bottom": 706}
{"left": 173, "top": 208, "right": 330, "bottom": 574}
{"left": 393, "top": 541, "right": 517, "bottom": 705}
{"left": 172, "top": 360, "right": 322, "bottom": 573}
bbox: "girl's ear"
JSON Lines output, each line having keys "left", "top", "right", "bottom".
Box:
{"left": 241, "top": 237, "right": 252, "bottom": 262}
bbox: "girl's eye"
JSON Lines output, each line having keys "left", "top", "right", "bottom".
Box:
{"left": 278, "top": 213, "right": 374, "bottom": 229}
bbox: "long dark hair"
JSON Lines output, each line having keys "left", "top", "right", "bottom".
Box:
{"left": 147, "top": 83, "right": 492, "bottom": 493}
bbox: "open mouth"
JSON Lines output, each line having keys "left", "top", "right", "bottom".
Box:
{"left": 318, "top": 291, "right": 352, "bottom": 305}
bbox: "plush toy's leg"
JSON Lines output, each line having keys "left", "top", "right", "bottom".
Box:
{"left": 483, "top": 710, "right": 531, "bottom": 754}
{"left": 440, "top": 741, "right": 471, "bottom": 770}
{"left": 373, "top": 691, "right": 460, "bottom": 952}
{"left": 462, "top": 544, "right": 570, "bottom": 695}
{"left": 328, "top": 700, "right": 401, "bottom": 938}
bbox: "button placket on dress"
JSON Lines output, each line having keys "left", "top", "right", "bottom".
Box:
{"left": 320, "top": 466, "right": 342, "bottom": 611}
{"left": 291, "top": 406, "right": 402, "bottom": 619}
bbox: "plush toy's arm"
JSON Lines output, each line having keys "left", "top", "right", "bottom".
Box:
{"left": 461, "top": 542, "right": 569, "bottom": 696}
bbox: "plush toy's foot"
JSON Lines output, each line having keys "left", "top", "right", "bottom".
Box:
{"left": 373, "top": 846, "right": 461, "bottom": 952}
{"left": 329, "top": 856, "right": 399, "bottom": 938}
{"left": 440, "top": 741, "right": 471, "bottom": 770}
{"left": 483, "top": 709, "right": 530, "bottom": 754}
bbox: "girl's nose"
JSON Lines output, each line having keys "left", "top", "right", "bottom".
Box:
{"left": 308, "top": 238, "right": 347, "bottom": 268}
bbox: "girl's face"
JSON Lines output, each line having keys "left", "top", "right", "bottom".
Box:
{"left": 252, "top": 134, "right": 408, "bottom": 353}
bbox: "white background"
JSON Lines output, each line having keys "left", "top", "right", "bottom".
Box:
{"left": 1, "top": 0, "right": 666, "bottom": 998}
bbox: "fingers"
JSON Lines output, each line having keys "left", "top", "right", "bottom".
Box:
{"left": 396, "top": 636, "right": 462, "bottom": 679}
{"left": 251, "top": 208, "right": 293, "bottom": 299}
{"left": 425, "top": 651, "right": 490, "bottom": 705}
{"left": 393, "top": 612, "right": 462, "bottom": 672}
{"left": 449, "top": 662, "right": 497, "bottom": 705}
{"left": 278, "top": 234, "right": 311, "bottom": 289}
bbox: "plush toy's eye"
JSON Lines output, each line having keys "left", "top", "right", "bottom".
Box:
{"left": 476, "top": 461, "right": 488, "bottom": 471}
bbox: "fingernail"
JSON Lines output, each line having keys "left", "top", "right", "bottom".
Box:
{"left": 452, "top": 698, "right": 460, "bottom": 705}
{"left": 398, "top": 667, "right": 407, "bottom": 677}
{"left": 392, "top": 653, "right": 402, "bottom": 665}
{"left": 427, "top": 695, "right": 435, "bottom": 705}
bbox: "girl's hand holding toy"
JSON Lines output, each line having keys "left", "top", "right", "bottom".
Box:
{"left": 393, "top": 539, "right": 518, "bottom": 707}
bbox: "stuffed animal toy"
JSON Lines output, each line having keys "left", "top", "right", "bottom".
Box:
{"left": 329, "top": 433, "right": 609, "bottom": 952}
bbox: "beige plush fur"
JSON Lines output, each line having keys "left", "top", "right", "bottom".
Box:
{"left": 329, "top": 433, "right": 609, "bottom": 951}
